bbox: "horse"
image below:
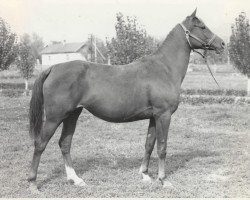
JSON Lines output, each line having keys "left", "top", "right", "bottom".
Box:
{"left": 28, "top": 9, "right": 225, "bottom": 189}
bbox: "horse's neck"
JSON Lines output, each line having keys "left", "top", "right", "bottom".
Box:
{"left": 156, "top": 25, "right": 191, "bottom": 86}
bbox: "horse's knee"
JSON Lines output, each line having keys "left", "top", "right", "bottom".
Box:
{"left": 157, "top": 148, "right": 166, "bottom": 159}
{"left": 34, "top": 140, "right": 47, "bottom": 154}
{"left": 58, "top": 140, "right": 71, "bottom": 154}
{"left": 145, "top": 138, "right": 155, "bottom": 148}
{"left": 145, "top": 145, "right": 154, "bottom": 157}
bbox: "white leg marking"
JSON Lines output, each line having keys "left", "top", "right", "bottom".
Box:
{"left": 139, "top": 166, "right": 144, "bottom": 174}
{"left": 29, "top": 182, "right": 40, "bottom": 194}
{"left": 65, "top": 165, "right": 86, "bottom": 186}
{"left": 139, "top": 167, "right": 152, "bottom": 182}
{"left": 141, "top": 173, "right": 152, "bottom": 182}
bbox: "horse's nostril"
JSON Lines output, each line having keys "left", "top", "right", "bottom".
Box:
{"left": 221, "top": 41, "right": 225, "bottom": 48}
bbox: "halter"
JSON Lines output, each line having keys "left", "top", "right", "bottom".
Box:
{"left": 179, "top": 23, "right": 216, "bottom": 54}
{"left": 179, "top": 23, "right": 220, "bottom": 88}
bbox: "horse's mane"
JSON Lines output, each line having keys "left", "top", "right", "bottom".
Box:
{"left": 155, "top": 25, "right": 180, "bottom": 55}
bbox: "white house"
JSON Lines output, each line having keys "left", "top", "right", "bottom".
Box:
{"left": 41, "top": 42, "right": 90, "bottom": 66}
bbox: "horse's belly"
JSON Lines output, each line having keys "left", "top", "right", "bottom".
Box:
{"left": 85, "top": 100, "right": 153, "bottom": 123}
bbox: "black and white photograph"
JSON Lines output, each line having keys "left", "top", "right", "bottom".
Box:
{"left": 0, "top": 0, "right": 249, "bottom": 198}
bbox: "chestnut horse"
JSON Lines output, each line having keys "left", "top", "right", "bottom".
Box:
{"left": 28, "top": 9, "right": 224, "bottom": 189}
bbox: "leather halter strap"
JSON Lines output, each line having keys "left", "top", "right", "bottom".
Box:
{"left": 179, "top": 23, "right": 216, "bottom": 52}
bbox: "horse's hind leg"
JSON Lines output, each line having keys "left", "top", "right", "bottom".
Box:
{"left": 58, "top": 107, "right": 85, "bottom": 186}
{"left": 28, "top": 119, "right": 61, "bottom": 185}
{"left": 139, "top": 117, "right": 156, "bottom": 182}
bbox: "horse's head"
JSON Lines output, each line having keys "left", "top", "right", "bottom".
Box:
{"left": 181, "top": 9, "right": 225, "bottom": 54}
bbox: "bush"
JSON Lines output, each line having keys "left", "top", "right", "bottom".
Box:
{"left": 181, "top": 89, "right": 247, "bottom": 96}
{"left": 225, "top": 89, "right": 247, "bottom": 96}
{"left": 180, "top": 95, "right": 250, "bottom": 105}
{"left": 1, "top": 89, "right": 24, "bottom": 98}
{"left": 0, "top": 82, "right": 34, "bottom": 90}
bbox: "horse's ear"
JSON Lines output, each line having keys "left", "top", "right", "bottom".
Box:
{"left": 190, "top": 8, "right": 197, "bottom": 18}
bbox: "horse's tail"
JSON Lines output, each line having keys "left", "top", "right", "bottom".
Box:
{"left": 29, "top": 67, "right": 52, "bottom": 139}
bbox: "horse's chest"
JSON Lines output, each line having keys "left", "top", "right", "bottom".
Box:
{"left": 149, "top": 82, "right": 180, "bottom": 113}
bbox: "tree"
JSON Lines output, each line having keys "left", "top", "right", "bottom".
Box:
{"left": 16, "top": 34, "right": 36, "bottom": 95}
{"left": 31, "top": 33, "right": 44, "bottom": 64}
{"left": 229, "top": 12, "right": 250, "bottom": 95}
{"left": 106, "top": 13, "right": 158, "bottom": 65}
{"left": 0, "top": 17, "right": 18, "bottom": 71}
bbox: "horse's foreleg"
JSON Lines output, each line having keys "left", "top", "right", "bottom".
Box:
{"left": 155, "top": 111, "right": 173, "bottom": 188}
{"left": 59, "top": 107, "right": 86, "bottom": 186}
{"left": 139, "top": 117, "right": 156, "bottom": 182}
{"left": 28, "top": 120, "right": 60, "bottom": 187}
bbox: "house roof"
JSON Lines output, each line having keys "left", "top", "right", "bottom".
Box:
{"left": 41, "top": 42, "right": 86, "bottom": 54}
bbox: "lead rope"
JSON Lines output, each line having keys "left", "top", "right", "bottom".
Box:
{"left": 192, "top": 49, "right": 220, "bottom": 88}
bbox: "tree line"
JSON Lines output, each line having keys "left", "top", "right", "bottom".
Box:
{"left": 0, "top": 12, "right": 250, "bottom": 94}
{"left": 0, "top": 17, "right": 44, "bottom": 94}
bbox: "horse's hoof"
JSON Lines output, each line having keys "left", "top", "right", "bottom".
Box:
{"left": 157, "top": 178, "right": 174, "bottom": 188}
{"left": 67, "top": 176, "right": 86, "bottom": 187}
{"left": 141, "top": 173, "right": 152, "bottom": 183}
{"left": 75, "top": 180, "right": 87, "bottom": 187}
{"left": 69, "top": 177, "right": 87, "bottom": 187}
{"left": 29, "top": 182, "right": 40, "bottom": 194}
{"left": 162, "top": 180, "right": 173, "bottom": 188}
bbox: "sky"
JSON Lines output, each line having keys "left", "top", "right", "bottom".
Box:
{"left": 0, "top": 0, "right": 250, "bottom": 44}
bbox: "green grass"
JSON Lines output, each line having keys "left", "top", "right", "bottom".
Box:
{"left": 0, "top": 96, "right": 249, "bottom": 198}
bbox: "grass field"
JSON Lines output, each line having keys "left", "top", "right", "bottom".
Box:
{"left": 0, "top": 96, "right": 249, "bottom": 198}
{"left": 182, "top": 72, "right": 248, "bottom": 91}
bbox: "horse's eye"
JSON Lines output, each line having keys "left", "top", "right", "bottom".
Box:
{"left": 194, "top": 25, "right": 206, "bottom": 29}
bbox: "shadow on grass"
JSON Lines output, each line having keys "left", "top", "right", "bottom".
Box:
{"left": 75, "top": 150, "right": 220, "bottom": 176}
{"left": 165, "top": 150, "right": 220, "bottom": 176}
{"left": 39, "top": 149, "right": 219, "bottom": 186}
{"left": 38, "top": 167, "right": 64, "bottom": 189}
